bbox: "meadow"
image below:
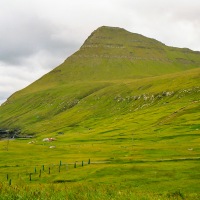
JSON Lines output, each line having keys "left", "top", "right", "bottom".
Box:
{"left": 0, "top": 135, "right": 200, "bottom": 199}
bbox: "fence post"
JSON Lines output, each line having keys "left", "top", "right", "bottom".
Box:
{"left": 88, "top": 159, "right": 90, "bottom": 164}
{"left": 7, "top": 174, "right": 9, "bottom": 180}
{"left": 74, "top": 162, "right": 76, "bottom": 168}
{"left": 82, "top": 161, "right": 84, "bottom": 167}
{"left": 29, "top": 173, "right": 32, "bottom": 181}
{"left": 39, "top": 169, "right": 41, "bottom": 178}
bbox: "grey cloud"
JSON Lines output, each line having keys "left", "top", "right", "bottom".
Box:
{"left": 0, "top": 13, "right": 79, "bottom": 66}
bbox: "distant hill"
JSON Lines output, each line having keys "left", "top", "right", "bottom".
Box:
{"left": 0, "top": 26, "right": 200, "bottom": 135}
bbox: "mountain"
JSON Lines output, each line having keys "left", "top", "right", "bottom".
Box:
{"left": 0, "top": 26, "right": 200, "bottom": 136}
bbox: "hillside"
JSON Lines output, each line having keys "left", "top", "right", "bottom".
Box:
{"left": 0, "top": 26, "right": 200, "bottom": 135}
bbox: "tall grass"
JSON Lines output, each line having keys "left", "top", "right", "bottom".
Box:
{"left": 1, "top": 182, "right": 199, "bottom": 200}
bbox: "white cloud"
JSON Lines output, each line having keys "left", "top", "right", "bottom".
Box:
{"left": 0, "top": 0, "right": 200, "bottom": 104}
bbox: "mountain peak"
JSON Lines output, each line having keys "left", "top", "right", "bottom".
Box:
{"left": 58, "top": 25, "right": 200, "bottom": 83}
{"left": 83, "top": 26, "right": 131, "bottom": 43}
{"left": 95, "top": 25, "right": 126, "bottom": 31}
{"left": 5, "top": 26, "right": 200, "bottom": 92}
{"left": 1, "top": 26, "right": 200, "bottom": 135}
{"left": 81, "top": 25, "right": 163, "bottom": 49}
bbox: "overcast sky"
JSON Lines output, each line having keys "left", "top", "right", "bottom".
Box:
{"left": 0, "top": 0, "right": 200, "bottom": 104}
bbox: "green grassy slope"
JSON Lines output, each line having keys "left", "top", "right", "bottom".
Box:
{"left": 0, "top": 26, "right": 200, "bottom": 134}
{"left": 0, "top": 26, "right": 200, "bottom": 199}
{"left": 0, "top": 67, "right": 200, "bottom": 136}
